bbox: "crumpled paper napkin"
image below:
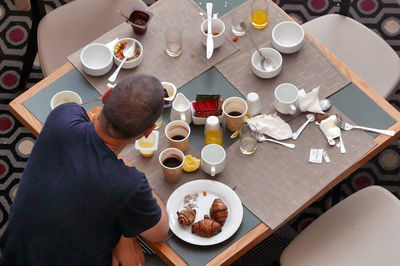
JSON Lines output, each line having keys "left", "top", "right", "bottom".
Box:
{"left": 298, "top": 86, "right": 324, "bottom": 114}
{"left": 247, "top": 113, "right": 293, "bottom": 140}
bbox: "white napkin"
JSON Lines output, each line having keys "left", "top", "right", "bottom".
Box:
{"left": 298, "top": 86, "right": 324, "bottom": 114}
{"left": 247, "top": 114, "right": 293, "bottom": 140}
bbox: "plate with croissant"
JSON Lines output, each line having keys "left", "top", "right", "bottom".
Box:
{"left": 166, "top": 179, "right": 243, "bottom": 246}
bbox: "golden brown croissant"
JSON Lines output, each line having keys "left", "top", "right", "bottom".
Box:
{"left": 177, "top": 209, "right": 196, "bottom": 226}
{"left": 210, "top": 198, "right": 228, "bottom": 226}
{"left": 191, "top": 215, "right": 222, "bottom": 237}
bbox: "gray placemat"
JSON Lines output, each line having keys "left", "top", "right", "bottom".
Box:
{"left": 67, "top": 0, "right": 240, "bottom": 95}
{"left": 329, "top": 83, "right": 396, "bottom": 138}
{"left": 162, "top": 67, "right": 243, "bottom": 152}
{"left": 24, "top": 69, "right": 102, "bottom": 124}
{"left": 167, "top": 205, "right": 260, "bottom": 265}
{"left": 216, "top": 1, "right": 351, "bottom": 115}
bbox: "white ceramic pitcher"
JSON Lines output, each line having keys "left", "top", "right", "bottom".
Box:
{"left": 170, "top": 93, "right": 192, "bottom": 124}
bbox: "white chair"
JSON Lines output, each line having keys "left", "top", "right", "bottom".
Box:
{"left": 16, "top": 0, "right": 148, "bottom": 88}
{"left": 281, "top": 186, "right": 400, "bottom": 266}
{"left": 303, "top": 14, "right": 400, "bottom": 99}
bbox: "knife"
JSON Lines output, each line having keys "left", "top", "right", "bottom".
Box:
{"left": 206, "top": 3, "right": 214, "bottom": 59}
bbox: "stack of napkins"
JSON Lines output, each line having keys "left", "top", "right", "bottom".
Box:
{"left": 298, "top": 86, "right": 324, "bottom": 114}
{"left": 247, "top": 114, "right": 293, "bottom": 140}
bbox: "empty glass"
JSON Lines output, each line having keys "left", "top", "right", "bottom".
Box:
{"left": 165, "top": 27, "right": 183, "bottom": 57}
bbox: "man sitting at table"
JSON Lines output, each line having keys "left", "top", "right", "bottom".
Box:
{"left": 0, "top": 74, "right": 169, "bottom": 266}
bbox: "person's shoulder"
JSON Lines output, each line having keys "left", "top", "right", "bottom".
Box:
{"left": 43, "top": 103, "right": 90, "bottom": 135}
{"left": 109, "top": 160, "right": 147, "bottom": 188}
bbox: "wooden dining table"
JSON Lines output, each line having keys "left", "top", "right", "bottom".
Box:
{"left": 9, "top": 0, "right": 400, "bottom": 265}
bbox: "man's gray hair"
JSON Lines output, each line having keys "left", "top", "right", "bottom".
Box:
{"left": 101, "top": 74, "right": 164, "bottom": 139}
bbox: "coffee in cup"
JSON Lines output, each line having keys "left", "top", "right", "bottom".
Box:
{"left": 165, "top": 120, "right": 191, "bottom": 152}
{"left": 222, "top": 97, "right": 248, "bottom": 131}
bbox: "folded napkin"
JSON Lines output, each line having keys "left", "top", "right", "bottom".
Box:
{"left": 247, "top": 114, "right": 293, "bottom": 140}
{"left": 298, "top": 86, "right": 324, "bottom": 114}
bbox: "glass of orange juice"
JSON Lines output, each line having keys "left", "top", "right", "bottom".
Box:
{"left": 251, "top": 0, "right": 269, "bottom": 29}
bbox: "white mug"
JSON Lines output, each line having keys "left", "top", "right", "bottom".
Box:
{"left": 201, "top": 18, "right": 225, "bottom": 49}
{"left": 273, "top": 83, "right": 299, "bottom": 115}
{"left": 201, "top": 144, "right": 226, "bottom": 177}
{"left": 170, "top": 93, "right": 192, "bottom": 124}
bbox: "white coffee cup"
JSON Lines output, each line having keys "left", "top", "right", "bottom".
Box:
{"left": 170, "top": 93, "right": 192, "bottom": 124}
{"left": 201, "top": 18, "right": 225, "bottom": 49}
{"left": 273, "top": 83, "right": 299, "bottom": 115}
{"left": 201, "top": 144, "right": 226, "bottom": 177}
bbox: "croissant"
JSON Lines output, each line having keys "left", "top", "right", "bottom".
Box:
{"left": 176, "top": 209, "right": 196, "bottom": 226}
{"left": 210, "top": 198, "right": 228, "bottom": 226}
{"left": 191, "top": 215, "right": 221, "bottom": 237}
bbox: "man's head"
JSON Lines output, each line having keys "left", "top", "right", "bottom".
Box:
{"left": 100, "top": 74, "right": 164, "bottom": 139}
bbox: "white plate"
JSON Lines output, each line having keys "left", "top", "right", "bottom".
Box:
{"left": 190, "top": 101, "right": 224, "bottom": 125}
{"left": 166, "top": 179, "right": 243, "bottom": 246}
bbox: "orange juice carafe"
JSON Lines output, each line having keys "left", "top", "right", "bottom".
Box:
{"left": 204, "top": 116, "right": 223, "bottom": 146}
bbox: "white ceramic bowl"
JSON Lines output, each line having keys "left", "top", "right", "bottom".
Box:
{"left": 251, "top": 48, "right": 282, "bottom": 79}
{"left": 200, "top": 18, "right": 226, "bottom": 49}
{"left": 80, "top": 43, "right": 113, "bottom": 76}
{"left": 113, "top": 38, "right": 143, "bottom": 69}
{"left": 162, "top": 82, "right": 177, "bottom": 108}
{"left": 50, "top": 90, "right": 82, "bottom": 110}
{"left": 272, "top": 21, "right": 305, "bottom": 54}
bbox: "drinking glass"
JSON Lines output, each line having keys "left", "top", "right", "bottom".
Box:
{"left": 251, "top": 0, "right": 269, "bottom": 29}
{"left": 231, "top": 8, "right": 247, "bottom": 36}
{"left": 239, "top": 124, "right": 257, "bottom": 155}
{"left": 165, "top": 27, "right": 183, "bottom": 57}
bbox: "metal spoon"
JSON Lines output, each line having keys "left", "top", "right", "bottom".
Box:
{"left": 240, "top": 22, "right": 274, "bottom": 71}
{"left": 108, "top": 41, "right": 136, "bottom": 82}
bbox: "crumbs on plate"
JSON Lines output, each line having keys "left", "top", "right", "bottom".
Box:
{"left": 183, "top": 193, "right": 199, "bottom": 209}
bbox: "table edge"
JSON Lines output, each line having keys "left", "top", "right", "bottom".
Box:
{"left": 8, "top": 15, "right": 400, "bottom": 266}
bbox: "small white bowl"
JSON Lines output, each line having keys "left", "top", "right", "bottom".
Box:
{"left": 200, "top": 18, "right": 226, "bottom": 49}
{"left": 80, "top": 43, "right": 113, "bottom": 76}
{"left": 51, "top": 90, "right": 82, "bottom": 110}
{"left": 251, "top": 48, "right": 282, "bottom": 79}
{"left": 113, "top": 38, "right": 143, "bottom": 69}
{"left": 272, "top": 21, "right": 305, "bottom": 54}
{"left": 162, "top": 82, "right": 177, "bottom": 108}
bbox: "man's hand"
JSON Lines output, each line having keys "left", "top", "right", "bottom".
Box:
{"left": 87, "top": 106, "right": 103, "bottom": 122}
{"left": 112, "top": 236, "right": 145, "bottom": 266}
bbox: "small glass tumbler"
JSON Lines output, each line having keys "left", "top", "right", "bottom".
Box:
{"left": 165, "top": 27, "right": 183, "bottom": 57}
{"left": 239, "top": 124, "right": 257, "bottom": 155}
{"left": 231, "top": 8, "right": 246, "bottom": 36}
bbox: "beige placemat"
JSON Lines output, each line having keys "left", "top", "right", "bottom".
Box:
{"left": 120, "top": 123, "right": 216, "bottom": 203}
{"left": 121, "top": 107, "right": 376, "bottom": 230}
{"left": 212, "top": 107, "right": 376, "bottom": 229}
{"left": 67, "top": 0, "right": 240, "bottom": 95}
{"left": 216, "top": 1, "right": 351, "bottom": 115}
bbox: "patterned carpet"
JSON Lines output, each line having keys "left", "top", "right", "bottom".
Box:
{"left": 1, "top": 0, "right": 399, "bottom": 263}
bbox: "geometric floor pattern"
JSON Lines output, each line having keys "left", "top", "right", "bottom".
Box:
{"left": 1, "top": 0, "right": 399, "bottom": 261}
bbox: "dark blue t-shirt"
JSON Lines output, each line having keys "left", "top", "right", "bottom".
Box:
{"left": 0, "top": 103, "right": 161, "bottom": 265}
